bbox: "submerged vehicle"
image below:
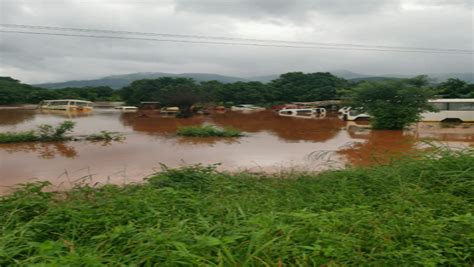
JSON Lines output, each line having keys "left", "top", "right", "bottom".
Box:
{"left": 39, "top": 99, "right": 93, "bottom": 111}
{"left": 114, "top": 106, "right": 138, "bottom": 112}
{"left": 230, "top": 104, "right": 265, "bottom": 111}
{"left": 421, "top": 99, "right": 474, "bottom": 122}
{"left": 139, "top": 102, "right": 161, "bottom": 110}
{"left": 160, "top": 106, "right": 180, "bottom": 115}
{"left": 278, "top": 108, "right": 327, "bottom": 118}
{"left": 338, "top": 107, "right": 371, "bottom": 121}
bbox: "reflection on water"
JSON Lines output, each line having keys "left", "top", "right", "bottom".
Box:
{"left": 1, "top": 109, "right": 473, "bottom": 192}
{"left": 120, "top": 112, "right": 207, "bottom": 135}
{"left": 1, "top": 142, "right": 78, "bottom": 159}
{"left": 38, "top": 109, "right": 94, "bottom": 118}
{"left": 0, "top": 110, "right": 35, "bottom": 126}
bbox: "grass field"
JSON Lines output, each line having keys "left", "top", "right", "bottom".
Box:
{"left": 0, "top": 150, "right": 473, "bottom": 266}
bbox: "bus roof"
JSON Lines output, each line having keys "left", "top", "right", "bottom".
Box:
{"left": 43, "top": 99, "right": 92, "bottom": 103}
{"left": 429, "top": 99, "right": 474, "bottom": 103}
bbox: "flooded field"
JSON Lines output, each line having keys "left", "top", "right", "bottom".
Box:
{"left": 1, "top": 109, "right": 473, "bottom": 192}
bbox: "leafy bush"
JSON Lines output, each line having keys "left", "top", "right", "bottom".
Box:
{"left": 177, "top": 125, "right": 243, "bottom": 137}
{"left": 37, "top": 121, "right": 75, "bottom": 140}
{"left": 0, "top": 150, "right": 473, "bottom": 265}
{"left": 353, "top": 77, "right": 433, "bottom": 129}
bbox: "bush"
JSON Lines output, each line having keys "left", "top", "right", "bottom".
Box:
{"left": 353, "top": 77, "right": 432, "bottom": 129}
{"left": 176, "top": 125, "right": 243, "bottom": 137}
{"left": 37, "top": 121, "right": 75, "bottom": 141}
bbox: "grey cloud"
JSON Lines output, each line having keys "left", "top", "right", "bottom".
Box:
{"left": 0, "top": 0, "right": 472, "bottom": 83}
{"left": 174, "top": 0, "right": 396, "bottom": 21}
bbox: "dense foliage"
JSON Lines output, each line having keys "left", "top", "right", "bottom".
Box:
{"left": 1, "top": 73, "right": 473, "bottom": 106}
{"left": 352, "top": 76, "right": 433, "bottom": 129}
{"left": 120, "top": 72, "right": 350, "bottom": 107}
{"left": 0, "top": 150, "right": 473, "bottom": 265}
{"left": 436, "top": 78, "right": 474, "bottom": 98}
{"left": 0, "top": 77, "right": 120, "bottom": 104}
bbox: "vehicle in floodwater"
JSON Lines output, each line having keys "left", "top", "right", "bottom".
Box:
{"left": 39, "top": 99, "right": 93, "bottom": 111}
{"left": 231, "top": 104, "right": 266, "bottom": 111}
{"left": 421, "top": 99, "right": 474, "bottom": 122}
{"left": 278, "top": 108, "right": 327, "bottom": 118}
{"left": 338, "top": 107, "right": 371, "bottom": 121}
{"left": 160, "top": 106, "right": 180, "bottom": 115}
{"left": 114, "top": 106, "right": 138, "bottom": 112}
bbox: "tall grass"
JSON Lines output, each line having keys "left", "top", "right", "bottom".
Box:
{"left": 0, "top": 121, "right": 75, "bottom": 143}
{"left": 0, "top": 150, "right": 473, "bottom": 265}
{"left": 177, "top": 125, "right": 243, "bottom": 137}
{"left": 0, "top": 121, "right": 123, "bottom": 144}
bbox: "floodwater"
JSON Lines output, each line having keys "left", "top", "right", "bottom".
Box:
{"left": 1, "top": 109, "right": 473, "bottom": 192}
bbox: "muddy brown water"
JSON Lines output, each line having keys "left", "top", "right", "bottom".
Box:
{"left": 1, "top": 109, "right": 473, "bottom": 193}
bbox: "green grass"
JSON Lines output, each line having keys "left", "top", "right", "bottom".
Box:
{"left": 0, "top": 121, "right": 75, "bottom": 143}
{"left": 0, "top": 121, "right": 124, "bottom": 144}
{"left": 0, "top": 150, "right": 473, "bottom": 266}
{"left": 177, "top": 125, "right": 243, "bottom": 137}
{"left": 0, "top": 131, "right": 38, "bottom": 143}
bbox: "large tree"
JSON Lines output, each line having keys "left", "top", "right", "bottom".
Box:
{"left": 161, "top": 84, "right": 203, "bottom": 118}
{"left": 270, "top": 72, "right": 348, "bottom": 102}
{"left": 353, "top": 76, "right": 433, "bottom": 129}
{"left": 436, "top": 78, "right": 473, "bottom": 98}
{"left": 121, "top": 77, "right": 196, "bottom": 106}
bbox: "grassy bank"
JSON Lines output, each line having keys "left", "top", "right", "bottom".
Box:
{"left": 177, "top": 125, "right": 243, "bottom": 137}
{"left": 1, "top": 151, "right": 473, "bottom": 266}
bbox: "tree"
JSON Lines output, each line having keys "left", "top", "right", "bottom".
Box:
{"left": 161, "top": 84, "right": 203, "bottom": 118}
{"left": 353, "top": 77, "right": 433, "bottom": 129}
{"left": 270, "top": 72, "right": 348, "bottom": 102}
{"left": 120, "top": 77, "right": 196, "bottom": 106}
{"left": 437, "top": 78, "right": 473, "bottom": 98}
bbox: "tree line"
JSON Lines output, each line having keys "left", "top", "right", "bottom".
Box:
{"left": 1, "top": 72, "right": 473, "bottom": 106}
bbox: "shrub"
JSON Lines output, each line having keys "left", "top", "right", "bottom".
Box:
{"left": 176, "top": 125, "right": 243, "bottom": 137}
{"left": 353, "top": 77, "right": 433, "bottom": 129}
{"left": 37, "top": 121, "right": 75, "bottom": 140}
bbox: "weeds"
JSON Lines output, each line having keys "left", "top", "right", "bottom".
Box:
{"left": 0, "top": 121, "right": 75, "bottom": 143}
{"left": 85, "top": 131, "right": 124, "bottom": 141}
{"left": 0, "top": 131, "right": 37, "bottom": 143}
{"left": 0, "top": 150, "right": 473, "bottom": 265}
{"left": 177, "top": 125, "right": 243, "bottom": 137}
{"left": 0, "top": 121, "right": 125, "bottom": 144}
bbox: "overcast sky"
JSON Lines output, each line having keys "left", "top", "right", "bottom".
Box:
{"left": 0, "top": 0, "right": 473, "bottom": 83}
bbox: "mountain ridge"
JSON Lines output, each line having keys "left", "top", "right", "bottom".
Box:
{"left": 35, "top": 71, "right": 474, "bottom": 89}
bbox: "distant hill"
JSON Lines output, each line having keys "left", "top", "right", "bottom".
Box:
{"left": 35, "top": 71, "right": 473, "bottom": 89}
{"left": 36, "top": 72, "right": 248, "bottom": 89}
{"left": 248, "top": 70, "right": 373, "bottom": 82}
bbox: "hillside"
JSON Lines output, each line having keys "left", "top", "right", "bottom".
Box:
{"left": 36, "top": 72, "right": 248, "bottom": 89}
{"left": 34, "top": 71, "right": 473, "bottom": 89}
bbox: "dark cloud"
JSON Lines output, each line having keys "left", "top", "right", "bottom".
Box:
{"left": 174, "top": 0, "right": 396, "bottom": 21}
{"left": 0, "top": 0, "right": 472, "bottom": 83}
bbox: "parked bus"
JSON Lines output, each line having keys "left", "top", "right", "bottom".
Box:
{"left": 421, "top": 99, "right": 474, "bottom": 122}
{"left": 39, "top": 99, "right": 93, "bottom": 111}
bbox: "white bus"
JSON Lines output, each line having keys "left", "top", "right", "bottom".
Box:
{"left": 39, "top": 99, "right": 93, "bottom": 111}
{"left": 421, "top": 99, "right": 474, "bottom": 122}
